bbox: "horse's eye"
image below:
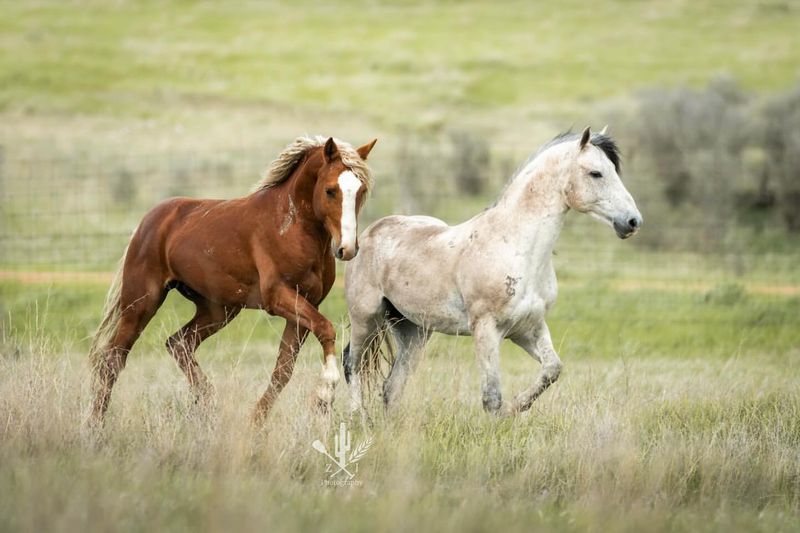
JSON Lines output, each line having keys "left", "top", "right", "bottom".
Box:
{"left": 589, "top": 170, "right": 603, "bottom": 179}
{"left": 326, "top": 188, "right": 337, "bottom": 198}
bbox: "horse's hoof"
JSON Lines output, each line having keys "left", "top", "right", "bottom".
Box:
{"left": 314, "top": 377, "right": 336, "bottom": 403}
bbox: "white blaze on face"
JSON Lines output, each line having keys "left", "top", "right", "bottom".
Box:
{"left": 337, "top": 170, "right": 362, "bottom": 254}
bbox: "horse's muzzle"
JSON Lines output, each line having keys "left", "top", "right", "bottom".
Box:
{"left": 613, "top": 215, "right": 643, "bottom": 239}
{"left": 336, "top": 244, "right": 359, "bottom": 261}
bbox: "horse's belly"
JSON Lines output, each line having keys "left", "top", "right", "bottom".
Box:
{"left": 166, "top": 238, "right": 258, "bottom": 307}
{"left": 388, "top": 289, "right": 471, "bottom": 335}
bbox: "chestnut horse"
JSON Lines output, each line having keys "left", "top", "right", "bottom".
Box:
{"left": 88, "top": 135, "right": 377, "bottom": 425}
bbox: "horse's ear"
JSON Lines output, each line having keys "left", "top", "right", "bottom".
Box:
{"left": 323, "top": 137, "right": 339, "bottom": 163}
{"left": 579, "top": 126, "right": 591, "bottom": 150}
{"left": 599, "top": 125, "right": 608, "bottom": 135}
{"left": 356, "top": 138, "right": 378, "bottom": 160}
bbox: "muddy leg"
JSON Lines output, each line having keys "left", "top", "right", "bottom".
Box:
{"left": 472, "top": 316, "right": 504, "bottom": 415}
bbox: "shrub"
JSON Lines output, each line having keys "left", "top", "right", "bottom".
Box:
{"left": 760, "top": 84, "right": 800, "bottom": 232}
{"left": 449, "top": 130, "right": 491, "bottom": 196}
{"left": 633, "top": 77, "right": 750, "bottom": 237}
{"left": 627, "top": 77, "right": 800, "bottom": 247}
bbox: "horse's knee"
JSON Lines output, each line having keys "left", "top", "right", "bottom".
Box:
{"left": 543, "top": 359, "right": 563, "bottom": 385}
{"left": 314, "top": 321, "right": 336, "bottom": 350}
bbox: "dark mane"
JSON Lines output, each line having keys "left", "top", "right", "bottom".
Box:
{"left": 538, "top": 130, "right": 621, "bottom": 173}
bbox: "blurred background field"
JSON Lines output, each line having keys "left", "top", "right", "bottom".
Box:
{"left": 1, "top": 1, "right": 799, "bottom": 532}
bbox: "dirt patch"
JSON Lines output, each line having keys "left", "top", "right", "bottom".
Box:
{"left": 612, "top": 280, "right": 800, "bottom": 297}
{"left": 0, "top": 271, "right": 114, "bottom": 284}
{"left": 2, "top": 271, "right": 798, "bottom": 297}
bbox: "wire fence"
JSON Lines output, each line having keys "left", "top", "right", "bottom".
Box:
{"left": 0, "top": 145, "right": 798, "bottom": 289}
{"left": 0, "top": 144, "right": 798, "bottom": 356}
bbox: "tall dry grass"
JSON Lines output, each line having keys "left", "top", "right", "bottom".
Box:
{"left": 1, "top": 321, "right": 798, "bottom": 532}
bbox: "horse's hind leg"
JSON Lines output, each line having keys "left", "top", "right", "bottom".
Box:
{"left": 166, "top": 298, "right": 239, "bottom": 403}
{"left": 344, "top": 314, "right": 384, "bottom": 414}
{"left": 383, "top": 320, "right": 430, "bottom": 410}
{"left": 91, "top": 285, "right": 166, "bottom": 423}
{"left": 344, "top": 290, "right": 388, "bottom": 413}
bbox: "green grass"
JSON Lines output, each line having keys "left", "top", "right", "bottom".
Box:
{"left": 2, "top": 275, "right": 799, "bottom": 367}
{"left": 1, "top": 1, "right": 799, "bottom": 126}
{"left": 1, "top": 269, "right": 799, "bottom": 532}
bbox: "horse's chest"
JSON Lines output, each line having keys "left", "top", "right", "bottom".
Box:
{"left": 500, "top": 269, "right": 558, "bottom": 324}
{"left": 286, "top": 264, "right": 329, "bottom": 303}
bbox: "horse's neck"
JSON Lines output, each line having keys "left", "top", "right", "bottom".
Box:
{"left": 481, "top": 153, "right": 568, "bottom": 266}
{"left": 250, "top": 155, "right": 329, "bottom": 247}
{"left": 284, "top": 156, "right": 321, "bottom": 211}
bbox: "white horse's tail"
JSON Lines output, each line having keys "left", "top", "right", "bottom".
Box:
{"left": 88, "top": 246, "right": 128, "bottom": 370}
{"left": 343, "top": 322, "right": 396, "bottom": 399}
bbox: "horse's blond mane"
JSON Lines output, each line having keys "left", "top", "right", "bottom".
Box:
{"left": 256, "top": 135, "right": 373, "bottom": 192}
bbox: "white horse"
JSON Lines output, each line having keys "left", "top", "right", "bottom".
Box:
{"left": 343, "top": 127, "right": 642, "bottom": 416}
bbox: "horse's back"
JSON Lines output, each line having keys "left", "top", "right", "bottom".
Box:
{"left": 361, "top": 214, "right": 449, "bottom": 246}
{"left": 355, "top": 214, "right": 455, "bottom": 272}
{"left": 348, "top": 213, "right": 470, "bottom": 333}
{"left": 126, "top": 196, "right": 226, "bottom": 270}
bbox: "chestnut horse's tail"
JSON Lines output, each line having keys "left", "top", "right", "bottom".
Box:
{"left": 88, "top": 245, "right": 127, "bottom": 368}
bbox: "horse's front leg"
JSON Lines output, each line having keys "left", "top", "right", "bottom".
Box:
{"left": 266, "top": 285, "right": 340, "bottom": 414}
{"left": 472, "top": 316, "right": 505, "bottom": 414}
{"left": 252, "top": 320, "right": 309, "bottom": 424}
{"left": 508, "top": 322, "right": 563, "bottom": 414}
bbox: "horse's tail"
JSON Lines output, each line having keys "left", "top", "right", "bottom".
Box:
{"left": 343, "top": 321, "right": 395, "bottom": 397}
{"left": 88, "top": 245, "right": 128, "bottom": 369}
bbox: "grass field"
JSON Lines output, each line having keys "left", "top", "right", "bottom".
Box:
{"left": 1, "top": 274, "right": 799, "bottom": 532}
{"left": 3, "top": 1, "right": 800, "bottom": 121}
{"left": 2, "top": 0, "right": 800, "bottom": 153}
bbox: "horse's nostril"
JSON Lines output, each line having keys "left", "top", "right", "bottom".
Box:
{"left": 628, "top": 218, "right": 639, "bottom": 229}
{"left": 336, "top": 247, "right": 344, "bottom": 259}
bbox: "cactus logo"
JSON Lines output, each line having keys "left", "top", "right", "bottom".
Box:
{"left": 312, "top": 422, "right": 373, "bottom": 486}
